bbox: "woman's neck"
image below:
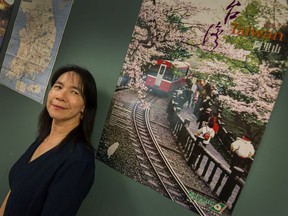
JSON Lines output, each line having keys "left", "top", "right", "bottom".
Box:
{"left": 49, "top": 119, "right": 79, "bottom": 139}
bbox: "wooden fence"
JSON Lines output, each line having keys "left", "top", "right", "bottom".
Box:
{"left": 167, "top": 96, "right": 253, "bottom": 210}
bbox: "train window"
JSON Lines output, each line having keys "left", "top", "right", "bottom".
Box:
{"left": 163, "top": 69, "right": 174, "bottom": 81}
{"left": 147, "top": 65, "right": 159, "bottom": 76}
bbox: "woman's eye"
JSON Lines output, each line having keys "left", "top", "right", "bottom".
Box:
{"left": 72, "top": 90, "right": 79, "bottom": 95}
{"left": 53, "top": 85, "right": 62, "bottom": 89}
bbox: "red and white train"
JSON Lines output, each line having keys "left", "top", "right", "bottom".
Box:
{"left": 145, "top": 59, "right": 190, "bottom": 94}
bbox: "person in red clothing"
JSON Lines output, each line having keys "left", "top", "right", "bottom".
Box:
{"left": 209, "top": 114, "right": 219, "bottom": 135}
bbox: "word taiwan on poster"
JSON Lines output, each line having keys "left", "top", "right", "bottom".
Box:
{"left": 0, "top": 0, "right": 74, "bottom": 104}
{"left": 96, "top": 0, "right": 287, "bottom": 215}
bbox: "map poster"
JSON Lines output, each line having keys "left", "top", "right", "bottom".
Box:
{"left": 0, "top": 0, "right": 15, "bottom": 49}
{"left": 0, "top": 0, "right": 74, "bottom": 104}
{"left": 96, "top": 0, "right": 287, "bottom": 215}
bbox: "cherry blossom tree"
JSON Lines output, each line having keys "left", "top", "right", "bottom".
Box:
{"left": 194, "top": 0, "right": 287, "bottom": 125}
{"left": 119, "top": 0, "right": 286, "bottom": 130}
{"left": 120, "top": 0, "right": 208, "bottom": 99}
{"left": 196, "top": 58, "right": 283, "bottom": 123}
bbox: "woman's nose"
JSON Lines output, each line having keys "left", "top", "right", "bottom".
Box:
{"left": 56, "top": 89, "right": 67, "bottom": 101}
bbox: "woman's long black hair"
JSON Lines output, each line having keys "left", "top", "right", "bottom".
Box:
{"left": 38, "top": 65, "right": 97, "bottom": 151}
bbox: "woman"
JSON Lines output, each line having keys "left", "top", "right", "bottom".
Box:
{"left": 0, "top": 65, "right": 97, "bottom": 216}
{"left": 194, "top": 120, "right": 215, "bottom": 147}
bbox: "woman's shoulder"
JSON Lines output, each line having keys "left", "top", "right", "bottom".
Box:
{"left": 63, "top": 140, "right": 95, "bottom": 163}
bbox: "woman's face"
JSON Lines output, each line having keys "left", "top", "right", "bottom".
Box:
{"left": 46, "top": 71, "right": 85, "bottom": 126}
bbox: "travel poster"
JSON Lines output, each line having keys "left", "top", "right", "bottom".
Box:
{"left": 96, "top": 0, "right": 287, "bottom": 215}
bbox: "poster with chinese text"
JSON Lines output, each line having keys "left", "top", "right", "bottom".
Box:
{"left": 96, "top": 0, "right": 287, "bottom": 215}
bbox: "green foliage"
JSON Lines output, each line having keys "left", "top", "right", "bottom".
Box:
{"left": 172, "top": 70, "right": 183, "bottom": 77}
{"left": 240, "top": 0, "right": 261, "bottom": 25}
{"left": 230, "top": 0, "right": 288, "bottom": 62}
{"left": 167, "top": 14, "right": 190, "bottom": 32}
{"left": 194, "top": 70, "right": 256, "bottom": 104}
{"left": 171, "top": 65, "right": 184, "bottom": 77}
{"left": 160, "top": 13, "right": 192, "bottom": 59}
{"left": 191, "top": 70, "right": 234, "bottom": 95}
{"left": 162, "top": 44, "right": 192, "bottom": 60}
{"left": 226, "top": 89, "right": 256, "bottom": 104}
{"left": 196, "top": 47, "right": 259, "bottom": 74}
{"left": 221, "top": 106, "right": 265, "bottom": 149}
{"left": 191, "top": 70, "right": 207, "bottom": 80}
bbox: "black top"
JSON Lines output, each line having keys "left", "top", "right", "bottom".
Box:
{"left": 4, "top": 138, "right": 95, "bottom": 216}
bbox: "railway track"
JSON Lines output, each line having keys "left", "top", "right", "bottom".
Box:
{"left": 132, "top": 97, "right": 206, "bottom": 216}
